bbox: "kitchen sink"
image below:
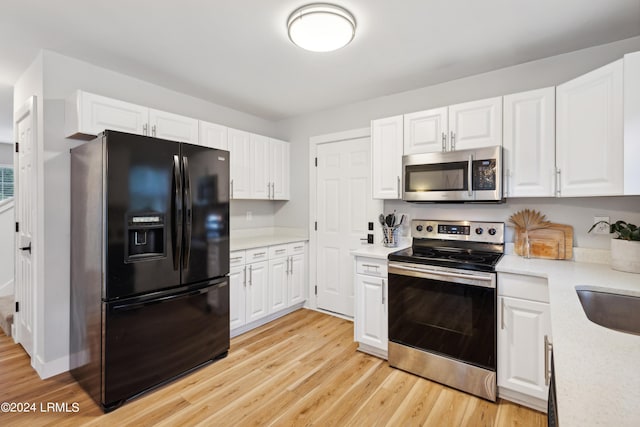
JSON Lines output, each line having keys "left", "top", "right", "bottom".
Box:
{"left": 576, "top": 286, "right": 640, "bottom": 336}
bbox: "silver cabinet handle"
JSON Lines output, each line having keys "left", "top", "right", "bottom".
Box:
{"left": 267, "top": 182, "right": 271, "bottom": 199}
{"left": 243, "top": 266, "right": 247, "bottom": 287}
{"left": 143, "top": 123, "right": 148, "bottom": 136}
{"left": 294, "top": 246, "right": 303, "bottom": 250}
{"left": 442, "top": 132, "right": 447, "bottom": 152}
{"left": 382, "top": 279, "right": 385, "bottom": 305}
{"left": 544, "top": 335, "right": 553, "bottom": 386}
{"left": 152, "top": 124, "right": 157, "bottom": 137}
{"left": 467, "top": 154, "right": 473, "bottom": 197}
{"left": 500, "top": 298, "right": 505, "bottom": 330}
{"left": 287, "top": 257, "right": 292, "bottom": 275}
{"left": 253, "top": 252, "right": 266, "bottom": 257}
{"left": 504, "top": 169, "right": 510, "bottom": 197}
{"left": 450, "top": 131, "right": 456, "bottom": 151}
{"left": 289, "top": 257, "right": 293, "bottom": 275}
{"left": 231, "top": 179, "right": 234, "bottom": 199}
{"left": 230, "top": 256, "right": 243, "bottom": 261}
{"left": 275, "top": 249, "right": 286, "bottom": 254}
{"left": 397, "top": 176, "right": 401, "bottom": 198}
{"left": 556, "top": 169, "right": 561, "bottom": 196}
{"left": 249, "top": 264, "right": 253, "bottom": 285}
{"left": 362, "top": 264, "right": 380, "bottom": 269}
{"left": 271, "top": 182, "right": 275, "bottom": 199}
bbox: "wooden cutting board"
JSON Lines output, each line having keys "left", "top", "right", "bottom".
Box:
{"left": 515, "top": 223, "right": 573, "bottom": 260}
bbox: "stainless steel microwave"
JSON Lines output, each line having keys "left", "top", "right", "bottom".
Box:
{"left": 402, "top": 146, "right": 503, "bottom": 202}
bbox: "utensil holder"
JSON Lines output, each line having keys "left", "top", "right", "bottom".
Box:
{"left": 382, "top": 226, "right": 399, "bottom": 247}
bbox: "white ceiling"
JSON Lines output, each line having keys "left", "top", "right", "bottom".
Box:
{"left": 0, "top": 0, "right": 639, "bottom": 121}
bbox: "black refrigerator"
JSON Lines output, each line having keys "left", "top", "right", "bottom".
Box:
{"left": 70, "top": 130, "right": 230, "bottom": 411}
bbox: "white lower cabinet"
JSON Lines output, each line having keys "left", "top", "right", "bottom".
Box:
{"left": 354, "top": 256, "right": 388, "bottom": 358}
{"left": 230, "top": 242, "right": 307, "bottom": 337}
{"left": 498, "top": 272, "right": 552, "bottom": 412}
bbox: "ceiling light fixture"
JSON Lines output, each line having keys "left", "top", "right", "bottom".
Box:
{"left": 287, "top": 3, "right": 356, "bottom": 52}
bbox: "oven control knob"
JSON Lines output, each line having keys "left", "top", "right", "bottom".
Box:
{"left": 488, "top": 228, "right": 497, "bottom": 236}
{"left": 416, "top": 225, "right": 423, "bottom": 232}
{"left": 426, "top": 225, "right": 434, "bottom": 232}
{"left": 475, "top": 227, "right": 484, "bottom": 235}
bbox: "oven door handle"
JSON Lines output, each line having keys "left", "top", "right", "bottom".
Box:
{"left": 388, "top": 262, "right": 495, "bottom": 288}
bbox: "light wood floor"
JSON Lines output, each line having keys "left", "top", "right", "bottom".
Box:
{"left": 0, "top": 309, "right": 546, "bottom": 426}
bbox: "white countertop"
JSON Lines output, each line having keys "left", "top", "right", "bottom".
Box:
{"left": 350, "top": 243, "right": 410, "bottom": 259}
{"left": 497, "top": 255, "right": 640, "bottom": 427}
{"left": 230, "top": 227, "right": 308, "bottom": 251}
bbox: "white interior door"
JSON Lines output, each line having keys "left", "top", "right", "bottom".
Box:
{"left": 316, "top": 137, "right": 381, "bottom": 317}
{"left": 14, "top": 97, "right": 36, "bottom": 357}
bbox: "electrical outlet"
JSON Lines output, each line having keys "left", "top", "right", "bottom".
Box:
{"left": 592, "top": 216, "right": 610, "bottom": 234}
{"left": 246, "top": 211, "right": 253, "bottom": 221}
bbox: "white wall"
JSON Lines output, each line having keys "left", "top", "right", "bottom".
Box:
{"left": 0, "top": 143, "right": 13, "bottom": 164}
{"left": 275, "top": 35, "right": 640, "bottom": 250}
{"left": 0, "top": 200, "right": 14, "bottom": 296}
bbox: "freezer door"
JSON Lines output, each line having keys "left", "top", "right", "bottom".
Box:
{"left": 105, "top": 131, "right": 181, "bottom": 299}
{"left": 103, "top": 278, "right": 229, "bottom": 409}
{"left": 181, "top": 143, "right": 230, "bottom": 285}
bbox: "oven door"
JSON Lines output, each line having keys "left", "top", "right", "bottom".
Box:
{"left": 387, "top": 262, "right": 496, "bottom": 370}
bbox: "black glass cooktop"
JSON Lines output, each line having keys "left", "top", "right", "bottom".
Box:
{"left": 388, "top": 245, "right": 503, "bottom": 272}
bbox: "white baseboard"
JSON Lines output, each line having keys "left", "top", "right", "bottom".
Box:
{"left": 231, "top": 303, "right": 305, "bottom": 338}
{"left": 498, "top": 386, "right": 547, "bottom": 413}
{"left": 0, "top": 279, "right": 14, "bottom": 297}
{"left": 357, "top": 343, "right": 388, "bottom": 360}
{"left": 33, "top": 354, "right": 70, "bottom": 379}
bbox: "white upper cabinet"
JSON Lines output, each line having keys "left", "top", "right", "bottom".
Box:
{"left": 199, "top": 121, "right": 228, "bottom": 150}
{"left": 556, "top": 59, "right": 624, "bottom": 197}
{"left": 148, "top": 108, "right": 199, "bottom": 144}
{"left": 228, "top": 128, "right": 252, "bottom": 199}
{"left": 372, "top": 115, "right": 403, "bottom": 199}
{"left": 269, "top": 138, "right": 290, "bottom": 200}
{"left": 403, "top": 107, "right": 448, "bottom": 154}
{"left": 503, "top": 87, "right": 556, "bottom": 198}
{"left": 448, "top": 96, "right": 503, "bottom": 150}
{"left": 624, "top": 51, "right": 640, "bottom": 195}
{"left": 250, "top": 133, "right": 270, "bottom": 199}
{"left": 402, "top": 96, "right": 502, "bottom": 154}
{"left": 65, "top": 90, "right": 148, "bottom": 138}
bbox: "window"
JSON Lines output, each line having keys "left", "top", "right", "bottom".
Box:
{"left": 0, "top": 165, "right": 14, "bottom": 201}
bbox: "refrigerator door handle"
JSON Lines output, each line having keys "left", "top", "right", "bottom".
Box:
{"left": 112, "top": 287, "right": 208, "bottom": 312}
{"left": 182, "top": 155, "right": 192, "bottom": 269}
{"left": 172, "top": 155, "right": 183, "bottom": 271}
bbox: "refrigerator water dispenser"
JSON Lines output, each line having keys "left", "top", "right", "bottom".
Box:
{"left": 125, "top": 213, "right": 166, "bottom": 261}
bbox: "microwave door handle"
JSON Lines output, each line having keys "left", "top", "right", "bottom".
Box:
{"left": 467, "top": 154, "right": 473, "bottom": 197}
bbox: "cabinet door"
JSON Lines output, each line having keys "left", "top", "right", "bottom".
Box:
{"left": 229, "top": 265, "right": 246, "bottom": 330}
{"left": 498, "top": 296, "right": 551, "bottom": 400}
{"left": 228, "top": 128, "right": 251, "bottom": 199}
{"left": 73, "top": 91, "right": 148, "bottom": 137}
{"left": 269, "top": 138, "right": 290, "bottom": 200}
{"left": 199, "top": 121, "right": 228, "bottom": 150}
{"left": 268, "top": 257, "right": 288, "bottom": 313}
{"left": 403, "top": 107, "right": 448, "bottom": 154}
{"left": 250, "top": 134, "right": 270, "bottom": 199}
{"left": 556, "top": 59, "right": 623, "bottom": 197}
{"left": 371, "top": 116, "right": 403, "bottom": 199}
{"left": 246, "top": 261, "right": 269, "bottom": 323}
{"left": 288, "top": 254, "right": 306, "bottom": 306}
{"left": 448, "top": 96, "right": 502, "bottom": 150}
{"left": 148, "top": 109, "right": 199, "bottom": 144}
{"left": 355, "top": 274, "right": 387, "bottom": 351}
{"left": 503, "top": 87, "right": 556, "bottom": 197}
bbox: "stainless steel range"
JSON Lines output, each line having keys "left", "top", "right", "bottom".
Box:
{"left": 387, "top": 219, "right": 504, "bottom": 401}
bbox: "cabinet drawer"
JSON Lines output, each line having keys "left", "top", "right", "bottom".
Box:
{"left": 230, "top": 251, "right": 246, "bottom": 267}
{"left": 356, "top": 257, "right": 387, "bottom": 277}
{"left": 498, "top": 272, "right": 549, "bottom": 303}
{"left": 269, "top": 244, "right": 289, "bottom": 259}
{"left": 288, "top": 242, "right": 306, "bottom": 255}
{"left": 246, "top": 247, "right": 269, "bottom": 262}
